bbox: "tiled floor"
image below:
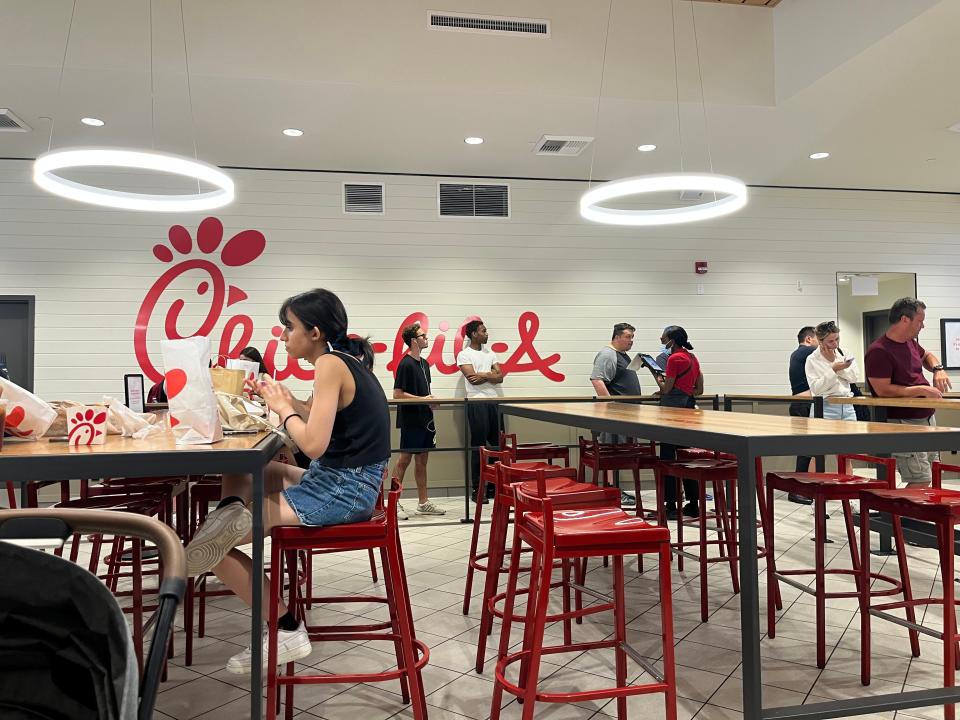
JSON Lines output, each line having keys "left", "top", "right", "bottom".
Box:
{"left": 98, "top": 491, "right": 960, "bottom": 718}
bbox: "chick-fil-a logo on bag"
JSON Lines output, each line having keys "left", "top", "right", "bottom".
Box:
{"left": 134, "top": 217, "right": 564, "bottom": 383}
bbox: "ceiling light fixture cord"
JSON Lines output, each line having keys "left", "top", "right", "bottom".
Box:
{"left": 689, "top": 1, "right": 716, "bottom": 199}
{"left": 49, "top": 0, "right": 79, "bottom": 153}
{"left": 586, "top": 0, "right": 614, "bottom": 191}
{"left": 669, "top": 0, "right": 684, "bottom": 173}
{"left": 149, "top": 0, "right": 155, "bottom": 150}
{"left": 180, "top": 0, "right": 200, "bottom": 193}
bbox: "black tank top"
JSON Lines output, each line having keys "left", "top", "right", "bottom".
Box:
{"left": 317, "top": 351, "right": 391, "bottom": 469}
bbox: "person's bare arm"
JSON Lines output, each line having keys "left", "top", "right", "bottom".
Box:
{"left": 868, "top": 376, "right": 942, "bottom": 399}
{"left": 591, "top": 379, "right": 610, "bottom": 397}
{"left": 922, "top": 351, "right": 954, "bottom": 393}
{"left": 459, "top": 363, "right": 486, "bottom": 385}
{"left": 694, "top": 373, "right": 704, "bottom": 396}
{"left": 484, "top": 362, "right": 504, "bottom": 384}
{"left": 658, "top": 375, "right": 675, "bottom": 394}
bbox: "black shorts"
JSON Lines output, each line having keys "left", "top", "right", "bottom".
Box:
{"left": 399, "top": 425, "right": 436, "bottom": 454}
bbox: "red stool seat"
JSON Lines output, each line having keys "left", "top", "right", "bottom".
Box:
{"left": 501, "top": 432, "right": 570, "bottom": 465}
{"left": 767, "top": 471, "right": 887, "bottom": 496}
{"left": 676, "top": 448, "right": 736, "bottom": 462}
{"left": 861, "top": 487, "right": 960, "bottom": 516}
{"left": 524, "top": 508, "right": 670, "bottom": 547}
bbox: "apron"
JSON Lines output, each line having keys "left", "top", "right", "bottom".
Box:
{"left": 658, "top": 366, "right": 695, "bottom": 409}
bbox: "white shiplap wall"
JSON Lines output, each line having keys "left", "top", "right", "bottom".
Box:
{"left": 1, "top": 158, "right": 959, "bottom": 404}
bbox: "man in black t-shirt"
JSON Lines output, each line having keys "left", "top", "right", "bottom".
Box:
{"left": 787, "top": 326, "right": 817, "bottom": 503}
{"left": 393, "top": 322, "right": 445, "bottom": 517}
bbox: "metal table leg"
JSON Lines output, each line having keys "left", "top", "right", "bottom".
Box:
{"left": 250, "top": 466, "right": 264, "bottom": 720}
{"left": 737, "top": 448, "right": 763, "bottom": 719}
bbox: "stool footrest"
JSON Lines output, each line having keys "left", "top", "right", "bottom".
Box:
{"left": 868, "top": 608, "right": 947, "bottom": 641}
{"left": 490, "top": 586, "right": 613, "bottom": 624}
{"left": 495, "top": 644, "right": 670, "bottom": 703}
{"left": 567, "top": 581, "right": 612, "bottom": 605}
{"left": 278, "top": 638, "right": 429, "bottom": 687}
{"left": 620, "top": 642, "right": 664, "bottom": 682}
{"left": 775, "top": 568, "right": 903, "bottom": 600}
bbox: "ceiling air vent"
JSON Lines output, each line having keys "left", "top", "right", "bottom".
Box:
{"left": 343, "top": 183, "right": 384, "bottom": 214}
{"left": 429, "top": 12, "right": 550, "bottom": 37}
{"left": 0, "top": 109, "right": 30, "bottom": 132}
{"left": 438, "top": 183, "right": 509, "bottom": 218}
{"left": 534, "top": 135, "right": 594, "bottom": 157}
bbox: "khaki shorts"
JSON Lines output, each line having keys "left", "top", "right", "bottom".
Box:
{"left": 889, "top": 415, "right": 939, "bottom": 486}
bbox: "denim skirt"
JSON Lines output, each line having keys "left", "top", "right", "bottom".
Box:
{"left": 282, "top": 459, "right": 386, "bottom": 527}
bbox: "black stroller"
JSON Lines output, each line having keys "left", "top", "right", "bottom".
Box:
{"left": 0, "top": 508, "right": 186, "bottom": 720}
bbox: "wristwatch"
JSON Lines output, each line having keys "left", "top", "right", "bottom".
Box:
{"left": 932, "top": 364, "right": 945, "bottom": 372}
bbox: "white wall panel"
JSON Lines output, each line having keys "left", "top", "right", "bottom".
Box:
{"left": 0, "top": 159, "right": 958, "bottom": 404}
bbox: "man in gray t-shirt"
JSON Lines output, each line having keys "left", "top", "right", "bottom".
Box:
{"left": 591, "top": 323, "right": 641, "bottom": 397}
{"left": 590, "top": 323, "right": 641, "bottom": 506}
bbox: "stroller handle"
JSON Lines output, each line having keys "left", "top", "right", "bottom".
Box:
{"left": 0, "top": 508, "right": 186, "bottom": 584}
{"left": 0, "top": 508, "right": 186, "bottom": 720}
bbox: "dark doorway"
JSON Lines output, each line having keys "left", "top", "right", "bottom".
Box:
{"left": 862, "top": 309, "right": 888, "bottom": 355}
{"left": 0, "top": 296, "right": 35, "bottom": 392}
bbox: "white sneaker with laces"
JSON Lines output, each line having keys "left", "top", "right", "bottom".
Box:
{"left": 186, "top": 502, "right": 252, "bottom": 577}
{"left": 619, "top": 490, "right": 636, "bottom": 507}
{"left": 396, "top": 502, "right": 409, "bottom": 520}
{"left": 415, "top": 501, "right": 446, "bottom": 516}
{"left": 226, "top": 623, "right": 312, "bottom": 675}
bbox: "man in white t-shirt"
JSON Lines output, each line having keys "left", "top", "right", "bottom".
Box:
{"left": 456, "top": 319, "right": 504, "bottom": 500}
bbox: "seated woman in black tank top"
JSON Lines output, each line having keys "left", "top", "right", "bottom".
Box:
{"left": 184, "top": 288, "right": 390, "bottom": 675}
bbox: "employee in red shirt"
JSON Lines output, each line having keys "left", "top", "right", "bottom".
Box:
{"left": 656, "top": 326, "right": 705, "bottom": 519}
{"left": 865, "top": 297, "right": 952, "bottom": 486}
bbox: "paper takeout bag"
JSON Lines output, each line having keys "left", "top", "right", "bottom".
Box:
{"left": 160, "top": 336, "right": 223, "bottom": 445}
{"left": 103, "top": 396, "right": 164, "bottom": 439}
{"left": 210, "top": 366, "right": 245, "bottom": 396}
{"left": 215, "top": 392, "right": 274, "bottom": 432}
{"left": 226, "top": 358, "right": 260, "bottom": 384}
{"left": 0, "top": 377, "right": 56, "bottom": 439}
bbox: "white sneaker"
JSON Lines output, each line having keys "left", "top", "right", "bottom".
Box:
{"left": 415, "top": 501, "right": 446, "bottom": 516}
{"left": 396, "top": 502, "right": 409, "bottom": 520}
{"left": 226, "top": 623, "right": 312, "bottom": 675}
{"left": 186, "top": 502, "right": 252, "bottom": 577}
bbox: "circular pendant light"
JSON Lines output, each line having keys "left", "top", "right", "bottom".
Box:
{"left": 34, "top": 148, "right": 234, "bottom": 212}
{"left": 579, "top": 173, "right": 747, "bottom": 226}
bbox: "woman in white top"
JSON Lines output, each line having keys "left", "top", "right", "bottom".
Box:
{"left": 805, "top": 320, "right": 858, "bottom": 421}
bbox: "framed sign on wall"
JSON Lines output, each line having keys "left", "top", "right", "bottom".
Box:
{"left": 941, "top": 319, "right": 960, "bottom": 371}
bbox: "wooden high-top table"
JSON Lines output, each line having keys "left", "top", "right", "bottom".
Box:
{"left": 500, "top": 401, "right": 960, "bottom": 720}
{"left": 0, "top": 430, "right": 284, "bottom": 720}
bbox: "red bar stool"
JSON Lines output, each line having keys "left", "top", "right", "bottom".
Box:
{"left": 267, "top": 478, "right": 429, "bottom": 720}
{"left": 490, "top": 469, "right": 677, "bottom": 720}
{"left": 500, "top": 431, "right": 570, "bottom": 466}
{"left": 654, "top": 458, "right": 742, "bottom": 621}
{"left": 858, "top": 462, "right": 960, "bottom": 714}
{"left": 475, "top": 462, "right": 619, "bottom": 673}
{"left": 462, "top": 447, "right": 560, "bottom": 615}
{"left": 578, "top": 437, "right": 657, "bottom": 516}
{"left": 765, "top": 454, "right": 910, "bottom": 668}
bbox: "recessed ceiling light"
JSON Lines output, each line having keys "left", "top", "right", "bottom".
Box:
{"left": 637, "top": 144, "right": 657, "bottom": 152}
{"left": 282, "top": 128, "right": 304, "bottom": 137}
{"left": 464, "top": 136, "right": 484, "bottom": 145}
{"left": 809, "top": 152, "right": 830, "bottom": 160}
{"left": 81, "top": 117, "right": 105, "bottom": 127}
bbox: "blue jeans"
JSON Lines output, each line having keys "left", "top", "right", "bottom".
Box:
{"left": 811, "top": 400, "right": 856, "bottom": 422}
{"left": 282, "top": 460, "right": 386, "bottom": 527}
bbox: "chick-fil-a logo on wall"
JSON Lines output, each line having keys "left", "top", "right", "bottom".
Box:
{"left": 134, "top": 217, "right": 564, "bottom": 383}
